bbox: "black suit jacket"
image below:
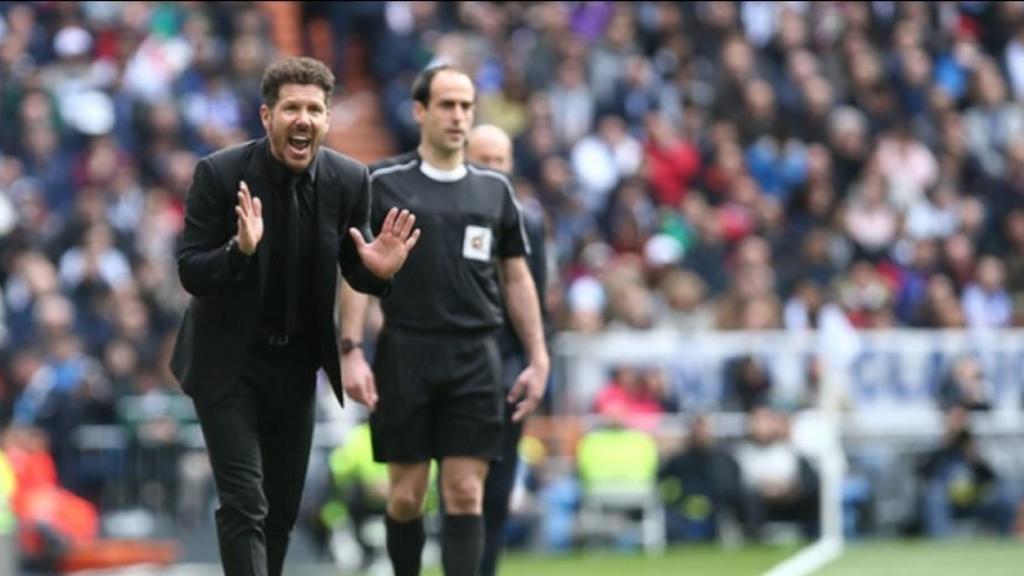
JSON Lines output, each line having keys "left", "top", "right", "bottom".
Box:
{"left": 170, "top": 138, "right": 389, "bottom": 407}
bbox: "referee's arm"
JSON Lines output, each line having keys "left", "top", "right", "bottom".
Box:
{"left": 500, "top": 256, "right": 550, "bottom": 421}
{"left": 339, "top": 281, "right": 377, "bottom": 410}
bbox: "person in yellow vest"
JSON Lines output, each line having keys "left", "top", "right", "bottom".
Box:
{"left": 326, "top": 422, "right": 390, "bottom": 567}
{"left": 575, "top": 415, "right": 661, "bottom": 550}
{"left": 1, "top": 447, "right": 19, "bottom": 576}
{"left": 576, "top": 422, "right": 659, "bottom": 494}
{"left": 326, "top": 423, "right": 438, "bottom": 571}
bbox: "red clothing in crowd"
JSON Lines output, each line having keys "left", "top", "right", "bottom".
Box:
{"left": 644, "top": 138, "right": 701, "bottom": 207}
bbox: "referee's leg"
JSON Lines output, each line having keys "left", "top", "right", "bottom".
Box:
{"left": 438, "top": 333, "right": 504, "bottom": 575}
{"left": 385, "top": 462, "right": 431, "bottom": 576}
{"left": 441, "top": 456, "right": 490, "bottom": 576}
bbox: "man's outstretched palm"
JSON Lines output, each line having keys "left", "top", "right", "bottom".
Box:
{"left": 349, "top": 207, "right": 420, "bottom": 278}
{"left": 235, "top": 180, "right": 263, "bottom": 255}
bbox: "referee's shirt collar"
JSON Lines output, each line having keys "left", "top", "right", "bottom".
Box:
{"left": 265, "top": 139, "right": 318, "bottom": 185}
{"left": 419, "top": 157, "right": 467, "bottom": 182}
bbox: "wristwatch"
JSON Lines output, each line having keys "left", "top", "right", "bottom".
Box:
{"left": 340, "top": 338, "right": 363, "bottom": 354}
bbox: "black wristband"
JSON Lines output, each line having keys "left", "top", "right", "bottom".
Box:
{"left": 226, "top": 236, "right": 252, "bottom": 258}
{"left": 226, "top": 237, "right": 252, "bottom": 276}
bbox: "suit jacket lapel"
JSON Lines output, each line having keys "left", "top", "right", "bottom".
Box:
{"left": 315, "top": 148, "right": 336, "bottom": 241}
{"left": 247, "top": 138, "right": 274, "bottom": 298}
{"left": 315, "top": 149, "right": 337, "bottom": 310}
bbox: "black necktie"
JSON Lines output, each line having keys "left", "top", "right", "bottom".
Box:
{"left": 285, "top": 174, "right": 302, "bottom": 334}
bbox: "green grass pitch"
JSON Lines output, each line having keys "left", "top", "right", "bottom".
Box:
{"left": 422, "top": 539, "right": 1024, "bottom": 575}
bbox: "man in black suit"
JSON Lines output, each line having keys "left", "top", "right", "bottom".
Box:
{"left": 170, "top": 57, "right": 420, "bottom": 576}
{"left": 463, "top": 124, "right": 548, "bottom": 576}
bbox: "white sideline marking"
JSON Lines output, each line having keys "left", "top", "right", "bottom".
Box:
{"left": 761, "top": 537, "right": 843, "bottom": 576}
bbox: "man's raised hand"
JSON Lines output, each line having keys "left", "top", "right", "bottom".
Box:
{"left": 348, "top": 207, "right": 421, "bottom": 278}
{"left": 235, "top": 180, "right": 263, "bottom": 254}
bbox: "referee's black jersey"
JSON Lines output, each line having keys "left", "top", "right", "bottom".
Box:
{"left": 368, "top": 152, "right": 530, "bottom": 333}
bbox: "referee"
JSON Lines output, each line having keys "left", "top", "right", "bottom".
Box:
{"left": 340, "top": 65, "right": 549, "bottom": 576}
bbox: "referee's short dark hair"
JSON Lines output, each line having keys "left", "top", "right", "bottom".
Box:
{"left": 412, "top": 63, "right": 470, "bottom": 107}
{"left": 261, "top": 57, "right": 335, "bottom": 108}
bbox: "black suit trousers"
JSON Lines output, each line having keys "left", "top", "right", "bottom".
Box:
{"left": 480, "top": 354, "right": 526, "bottom": 576}
{"left": 195, "top": 339, "right": 318, "bottom": 576}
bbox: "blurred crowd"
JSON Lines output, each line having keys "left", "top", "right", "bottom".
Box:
{"left": 391, "top": 1, "right": 1024, "bottom": 338}
{"left": 0, "top": 2, "right": 278, "bottom": 498}
{"left": 6, "top": 0, "right": 1024, "bottom": 420}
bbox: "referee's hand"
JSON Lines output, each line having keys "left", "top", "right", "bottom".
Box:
{"left": 342, "top": 350, "right": 377, "bottom": 411}
{"left": 508, "top": 361, "right": 549, "bottom": 422}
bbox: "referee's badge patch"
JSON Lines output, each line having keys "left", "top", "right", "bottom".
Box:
{"left": 462, "top": 225, "right": 492, "bottom": 261}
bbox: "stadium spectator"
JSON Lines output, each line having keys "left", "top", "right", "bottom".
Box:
{"left": 938, "top": 354, "right": 993, "bottom": 412}
{"left": 325, "top": 422, "right": 393, "bottom": 571}
{"left": 964, "top": 60, "right": 1024, "bottom": 178}
{"left": 843, "top": 172, "right": 899, "bottom": 263}
{"left": 574, "top": 410, "right": 659, "bottom": 550}
{"left": 593, "top": 366, "right": 672, "bottom": 432}
{"left": 547, "top": 58, "right": 595, "bottom": 148}
{"left": 734, "top": 408, "right": 819, "bottom": 541}
{"left": 654, "top": 268, "right": 715, "bottom": 333}
{"left": 722, "top": 355, "right": 774, "bottom": 413}
{"left": 894, "top": 238, "right": 943, "bottom": 326}
{"left": 961, "top": 255, "right": 1013, "bottom": 329}
{"left": 917, "top": 407, "right": 1018, "bottom": 537}
{"left": 0, "top": 444, "right": 14, "bottom": 575}
{"left": 999, "top": 209, "right": 1024, "bottom": 298}
{"left": 570, "top": 112, "right": 642, "bottom": 220}
{"left": 658, "top": 414, "right": 743, "bottom": 542}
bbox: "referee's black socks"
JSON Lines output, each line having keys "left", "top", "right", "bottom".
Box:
{"left": 386, "top": 514, "right": 425, "bottom": 576}
{"left": 442, "top": 514, "right": 484, "bottom": 576}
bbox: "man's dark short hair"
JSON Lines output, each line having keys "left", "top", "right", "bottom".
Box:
{"left": 411, "top": 63, "right": 471, "bottom": 107}
{"left": 261, "top": 57, "right": 335, "bottom": 108}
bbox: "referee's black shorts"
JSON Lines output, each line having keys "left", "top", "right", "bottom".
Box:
{"left": 369, "top": 326, "right": 504, "bottom": 463}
